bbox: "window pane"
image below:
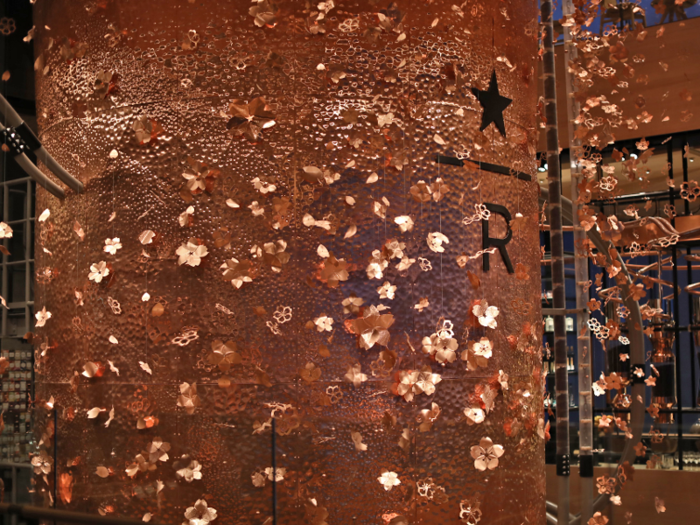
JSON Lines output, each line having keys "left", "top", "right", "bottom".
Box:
{"left": 7, "top": 222, "right": 26, "bottom": 263}
{"left": 6, "top": 308, "right": 26, "bottom": 337}
{"left": 7, "top": 264, "right": 26, "bottom": 304}
{"left": 7, "top": 184, "right": 27, "bottom": 222}
{"left": 27, "top": 220, "right": 33, "bottom": 262}
{"left": 30, "top": 180, "right": 35, "bottom": 219}
{"left": 4, "top": 155, "right": 32, "bottom": 182}
{"left": 29, "top": 262, "right": 33, "bottom": 301}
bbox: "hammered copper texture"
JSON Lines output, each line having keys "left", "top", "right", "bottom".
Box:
{"left": 31, "top": 1, "right": 545, "bottom": 523}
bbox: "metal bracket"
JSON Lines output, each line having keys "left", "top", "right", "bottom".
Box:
{"left": 0, "top": 127, "right": 29, "bottom": 156}
{"left": 631, "top": 364, "right": 647, "bottom": 384}
{"left": 541, "top": 308, "right": 588, "bottom": 315}
{"left": 579, "top": 454, "right": 594, "bottom": 477}
{"left": 556, "top": 453, "right": 570, "bottom": 476}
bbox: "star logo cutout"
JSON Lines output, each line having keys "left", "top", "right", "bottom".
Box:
{"left": 471, "top": 70, "right": 512, "bottom": 138}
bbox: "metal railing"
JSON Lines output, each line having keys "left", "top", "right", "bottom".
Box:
{"left": 0, "top": 462, "right": 31, "bottom": 525}
{"left": 1, "top": 503, "right": 154, "bottom": 525}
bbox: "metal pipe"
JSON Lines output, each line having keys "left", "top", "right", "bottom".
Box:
{"left": 666, "top": 139, "right": 684, "bottom": 469}
{"left": 559, "top": 0, "right": 594, "bottom": 515}
{"left": 578, "top": 227, "right": 646, "bottom": 522}
{"left": 11, "top": 465, "right": 17, "bottom": 525}
{"left": 682, "top": 134, "right": 697, "bottom": 409}
{"left": 0, "top": 503, "right": 161, "bottom": 525}
{"left": 53, "top": 407, "right": 58, "bottom": 508}
{"left": 540, "top": 1, "right": 570, "bottom": 522}
{"left": 0, "top": 122, "right": 65, "bottom": 199}
{"left": 542, "top": 308, "right": 587, "bottom": 316}
{"left": 590, "top": 188, "right": 679, "bottom": 206}
{"left": 540, "top": 191, "right": 646, "bottom": 524}
{"left": 688, "top": 248, "right": 698, "bottom": 408}
{"left": 271, "top": 417, "right": 277, "bottom": 525}
{"left": 0, "top": 93, "right": 83, "bottom": 194}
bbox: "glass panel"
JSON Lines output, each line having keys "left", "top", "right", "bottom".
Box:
{"left": 687, "top": 134, "right": 700, "bottom": 192}
{"left": 4, "top": 157, "right": 30, "bottom": 182}
{"left": 7, "top": 221, "right": 26, "bottom": 263}
{"left": 552, "top": 1, "right": 700, "bottom": 39}
{"left": 6, "top": 308, "right": 26, "bottom": 337}
{"left": 7, "top": 264, "right": 26, "bottom": 304}
{"left": 28, "top": 262, "right": 33, "bottom": 302}
{"left": 27, "top": 221, "right": 32, "bottom": 262}
{"left": 29, "top": 180, "right": 35, "bottom": 219}
{"left": 7, "top": 183, "right": 27, "bottom": 222}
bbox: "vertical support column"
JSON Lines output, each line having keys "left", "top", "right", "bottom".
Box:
{"left": 0, "top": 0, "right": 6, "bottom": 341}
{"left": 667, "top": 142, "right": 684, "bottom": 470}
{"left": 540, "top": 0, "right": 570, "bottom": 522}
{"left": 561, "top": 0, "right": 593, "bottom": 520}
{"left": 1, "top": 176, "right": 8, "bottom": 339}
{"left": 682, "top": 134, "right": 697, "bottom": 408}
{"left": 32, "top": 1, "right": 545, "bottom": 522}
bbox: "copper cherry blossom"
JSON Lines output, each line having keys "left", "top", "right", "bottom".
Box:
{"left": 226, "top": 97, "right": 276, "bottom": 142}
{"left": 464, "top": 407, "right": 485, "bottom": 426}
{"left": 366, "top": 249, "right": 389, "bottom": 279}
{"left": 175, "top": 457, "right": 203, "bottom": 482}
{"left": 319, "top": 254, "right": 349, "bottom": 287}
{"left": 463, "top": 337, "right": 493, "bottom": 371}
{"left": 342, "top": 294, "right": 364, "bottom": 314}
{"left": 394, "top": 365, "right": 442, "bottom": 402}
{"left": 252, "top": 176, "right": 277, "bottom": 194}
{"left": 377, "top": 470, "right": 401, "bottom": 491}
{"left": 103, "top": 237, "right": 122, "bottom": 255}
{"left": 347, "top": 305, "right": 395, "bottom": 350}
{"left": 181, "top": 157, "right": 218, "bottom": 199}
{"left": 177, "top": 382, "right": 200, "bottom": 415}
{"left": 472, "top": 301, "right": 500, "bottom": 328}
{"left": 220, "top": 258, "right": 255, "bottom": 288}
{"left": 377, "top": 281, "right": 397, "bottom": 300}
{"left": 426, "top": 231, "right": 449, "bottom": 253}
{"left": 470, "top": 437, "right": 504, "bottom": 471}
{"left": 88, "top": 261, "right": 110, "bottom": 283}
{"left": 248, "top": 1, "right": 278, "bottom": 28}
{"left": 252, "top": 239, "right": 290, "bottom": 272}
{"left": 125, "top": 452, "right": 155, "bottom": 478}
{"left": 394, "top": 215, "right": 414, "bottom": 232}
{"left": 35, "top": 306, "right": 52, "bottom": 328}
{"left": 588, "top": 512, "right": 608, "bottom": 525}
{"left": 410, "top": 180, "right": 432, "bottom": 203}
{"left": 183, "top": 499, "right": 217, "bottom": 525}
{"left": 422, "top": 321, "right": 459, "bottom": 364}
{"left": 252, "top": 467, "right": 286, "bottom": 487}
{"left": 313, "top": 315, "right": 334, "bottom": 332}
{"left": 30, "top": 450, "right": 53, "bottom": 475}
{"left": 459, "top": 500, "right": 482, "bottom": 525}
{"left": 176, "top": 239, "right": 208, "bottom": 267}
{"left": 344, "top": 363, "right": 368, "bottom": 387}
{"left": 208, "top": 340, "right": 241, "bottom": 373}
{"left": 146, "top": 438, "right": 171, "bottom": 463}
{"left": 0, "top": 222, "right": 13, "bottom": 238}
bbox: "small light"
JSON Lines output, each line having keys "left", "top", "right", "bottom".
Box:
{"left": 538, "top": 167, "right": 546, "bottom": 172}
{"left": 691, "top": 158, "right": 695, "bottom": 163}
{"left": 544, "top": 163, "right": 549, "bottom": 170}
{"left": 630, "top": 153, "right": 638, "bottom": 159}
{"left": 620, "top": 157, "right": 625, "bottom": 161}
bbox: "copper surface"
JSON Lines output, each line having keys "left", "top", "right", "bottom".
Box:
{"left": 31, "top": 1, "right": 545, "bottom": 523}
